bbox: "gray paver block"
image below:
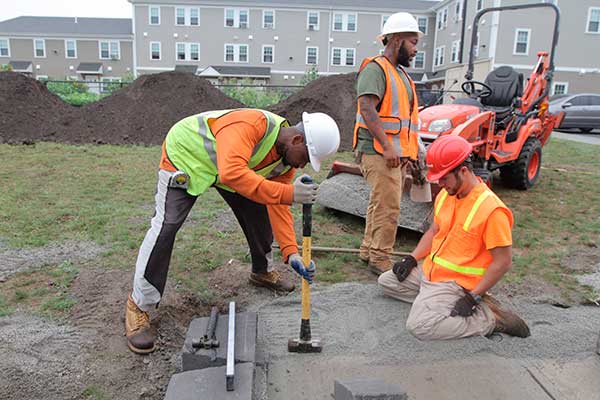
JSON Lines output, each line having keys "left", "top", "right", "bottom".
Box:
{"left": 182, "top": 311, "right": 257, "bottom": 371}
{"left": 164, "top": 363, "right": 253, "bottom": 400}
{"left": 334, "top": 379, "right": 408, "bottom": 400}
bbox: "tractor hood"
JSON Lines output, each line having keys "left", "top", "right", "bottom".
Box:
{"left": 418, "top": 104, "right": 481, "bottom": 142}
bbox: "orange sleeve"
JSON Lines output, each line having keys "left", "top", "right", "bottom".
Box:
{"left": 213, "top": 111, "right": 294, "bottom": 205}
{"left": 266, "top": 168, "right": 298, "bottom": 261}
{"left": 159, "top": 141, "right": 177, "bottom": 171}
{"left": 484, "top": 208, "right": 513, "bottom": 250}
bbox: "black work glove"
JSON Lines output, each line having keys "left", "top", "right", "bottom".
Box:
{"left": 450, "top": 290, "right": 481, "bottom": 317}
{"left": 392, "top": 255, "right": 417, "bottom": 282}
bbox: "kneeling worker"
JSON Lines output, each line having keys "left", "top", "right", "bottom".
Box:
{"left": 378, "top": 135, "right": 530, "bottom": 340}
{"left": 125, "top": 108, "right": 340, "bottom": 354}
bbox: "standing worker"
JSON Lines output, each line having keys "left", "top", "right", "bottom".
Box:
{"left": 354, "top": 12, "right": 422, "bottom": 275}
{"left": 378, "top": 135, "right": 531, "bottom": 340}
{"left": 125, "top": 108, "right": 340, "bottom": 354}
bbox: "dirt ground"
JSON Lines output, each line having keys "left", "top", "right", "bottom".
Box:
{"left": 0, "top": 239, "right": 298, "bottom": 400}
{"left": 1, "top": 238, "right": 598, "bottom": 399}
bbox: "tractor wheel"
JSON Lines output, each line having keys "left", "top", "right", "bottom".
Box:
{"left": 580, "top": 128, "right": 593, "bottom": 133}
{"left": 500, "top": 138, "right": 542, "bottom": 190}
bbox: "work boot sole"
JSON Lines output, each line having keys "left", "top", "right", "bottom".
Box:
{"left": 248, "top": 276, "right": 295, "bottom": 293}
{"left": 127, "top": 341, "right": 156, "bottom": 355}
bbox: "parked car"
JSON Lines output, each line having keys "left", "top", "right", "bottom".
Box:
{"left": 549, "top": 93, "right": 600, "bottom": 133}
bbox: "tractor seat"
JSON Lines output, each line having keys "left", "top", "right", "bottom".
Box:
{"left": 481, "top": 66, "right": 523, "bottom": 109}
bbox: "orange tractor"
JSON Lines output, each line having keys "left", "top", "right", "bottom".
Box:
{"left": 317, "top": 2, "right": 564, "bottom": 232}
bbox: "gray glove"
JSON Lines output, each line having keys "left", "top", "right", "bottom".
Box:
{"left": 293, "top": 174, "right": 318, "bottom": 204}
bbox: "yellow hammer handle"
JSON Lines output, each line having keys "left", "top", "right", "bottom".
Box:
{"left": 301, "top": 236, "right": 311, "bottom": 320}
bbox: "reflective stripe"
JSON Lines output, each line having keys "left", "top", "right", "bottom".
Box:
{"left": 266, "top": 161, "right": 287, "bottom": 178}
{"left": 197, "top": 115, "right": 217, "bottom": 166}
{"left": 435, "top": 191, "right": 448, "bottom": 216}
{"left": 251, "top": 114, "right": 277, "bottom": 157}
{"left": 430, "top": 254, "right": 486, "bottom": 276}
{"left": 463, "top": 191, "right": 492, "bottom": 231}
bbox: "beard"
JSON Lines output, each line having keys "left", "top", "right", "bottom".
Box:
{"left": 397, "top": 42, "right": 412, "bottom": 67}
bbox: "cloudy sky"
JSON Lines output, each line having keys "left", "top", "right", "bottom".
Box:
{"left": 2, "top": 0, "right": 133, "bottom": 20}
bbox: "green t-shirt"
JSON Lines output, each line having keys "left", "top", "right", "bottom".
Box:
{"left": 355, "top": 61, "right": 413, "bottom": 154}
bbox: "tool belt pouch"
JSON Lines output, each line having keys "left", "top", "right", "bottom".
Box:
{"left": 168, "top": 171, "right": 190, "bottom": 190}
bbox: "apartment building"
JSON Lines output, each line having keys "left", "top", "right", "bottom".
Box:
{"left": 129, "top": 0, "right": 437, "bottom": 84}
{"left": 0, "top": 16, "right": 133, "bottom": 91}
{"left": 1, "top": 0, "right": 599, "bottom": 94}
{"left": 433, "top": 0, "right": 600, "bottom": 95}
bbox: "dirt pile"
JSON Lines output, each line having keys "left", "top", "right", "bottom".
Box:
{"left": 268, "top": 73, "right": 357, "bottom": 151}
{"left": 0, "top": 71, "right": 76, "bottom": 144}
{"left": 70, "top": 71, "right": 245, "bottom": 145}
{"left": 0, "top": 71, "right": 244, "bottom": 145}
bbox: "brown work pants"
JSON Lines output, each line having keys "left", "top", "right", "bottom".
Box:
{"left": 359, "top": 153, "right": 405, "bottom": 265}
{"left": 378, "top": 267, "right": 496, "bottom": 340}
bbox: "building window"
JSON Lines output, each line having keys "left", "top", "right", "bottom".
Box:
{"left": 149, "top": 6, "right": 160, "bottom": 25}
{"left": 176, "top": 8, "right": 200, "bottom": 26}
{"left": 417, "top": 17, "right": 428, "bottom": 35}
{"left": 514, "top": 28, "right": 530, "bottom": 55}
{"left": 455, "top": 0, "right": 463, "bottom": 22}
{"left": 34, "top": 39, "right": 45, "bottom": 58}
{"left": 176, "top": 42, "right": 200, "bottom": 61}
{"left": 224, "top": 44, "right": 249, "bottom": 62}
{"left": 437, "top": 8, "right": 448, "bottom": 30}
{"left": 190, "top": 8, "right": 199, "bottom": 26}
{"left": 306, "top": 46, "right": 318, "bottom": 65}
{"left": 451, "top": 40, "right": 461, "bottom": 63}
{"left": 150, "top": 42, "right": 161, "bottom": 60}
{"left": 552, "top": 82, "right": 568, "bottom": 95}
{"left": 434, "top": 46, "right": 445, "bottom": 67}
{"left": 65, "top": 40, "right": 77, "bottom": 58}
{"left": 0, "top": 38, "right": 9, "bottom": 57}
{"left": 331, "top": 47, "right": 355, "bottom": 66}
{"left": 225, "top": 8, "right": 249, "bottom": 28}
{"left": 307, "top": 11, "right": 319, "bottom": 30}
{"left": 332, "top": 13, "right": 357, "bottom": 32}
{"left": 100, "top": 41, "right": 120, "bottom": 60}
{"left": 101, "top": 77, "right": 121, "bottom": 93}
{"left": 477, "top": 0, "right": 484, "bottom": 11}
{"left": 412, "top": 51, "right": 425, "bottom": 69}
{"left": 587, "top": 8, "right": 600, "bottom": 33}
{"left": 263, "top": 10, "right": 275, "bottom": 29}
{"left": 176, "top": 8, "right": 185, "bottom": 25}
{"left": 262, "top": 45, "right": 274, "bottom": 63}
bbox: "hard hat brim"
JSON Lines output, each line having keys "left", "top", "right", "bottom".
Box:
{"left": 377, "top": 30, "right": 424, "bottom": 42}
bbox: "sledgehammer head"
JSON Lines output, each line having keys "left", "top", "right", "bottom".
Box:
{"left": 287, "top": 338, "right": 322, "bottom": 353}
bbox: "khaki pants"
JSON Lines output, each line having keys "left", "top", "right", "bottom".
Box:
{"left": 378, "top": 267, "right": 496, "bottom": 340}
{"left": 359, "top": 153, "right": 405, "bottom": 265}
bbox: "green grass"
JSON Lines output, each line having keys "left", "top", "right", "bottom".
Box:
{"left": 0, "top": 138, "right": 598, "bottom": 305}
{"left": 0, "top": 295, "right": 14, "bottom": 317}
{"left": 82, "top": 385, "right": 110, "bottom": 400}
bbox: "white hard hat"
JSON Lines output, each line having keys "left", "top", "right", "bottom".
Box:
{"left": 300, "top": 111, "right": 340, "bottom": 172}
{"left": 378, "top": 12, "right": 423, "bottom": 41}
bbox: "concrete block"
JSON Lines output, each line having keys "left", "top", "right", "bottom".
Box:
{"left": 182, "top": 312, "right": 257, "bottom": 371}
{"left": 164, "top": 363, "right": 253, "bottom": 400}
{"left": 334, "top": 378, "right": 408, "bottom": 400}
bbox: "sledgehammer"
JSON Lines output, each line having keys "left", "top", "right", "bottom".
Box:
{"left": 288, "top": 176, "right": 322, "bottom": 353}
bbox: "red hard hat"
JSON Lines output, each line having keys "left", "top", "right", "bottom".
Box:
{"left": 426, "top": 135, "right": 473, "bottom": 181}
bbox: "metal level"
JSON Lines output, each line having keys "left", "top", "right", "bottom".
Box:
{"left": 226, "top": 301, "right": 235, "bottom": 391}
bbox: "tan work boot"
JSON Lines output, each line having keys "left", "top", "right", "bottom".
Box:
{"left": 483, "top": 295, "right": 530, "bottom": 338}
{"left": 368, "top": 259, "right": 393, "bottom": 276}
{"left": 249, "top": 270, "right": 295, "bottom": 292}
{"left": 125, "top": 295, "right": 156, "bottom": 354}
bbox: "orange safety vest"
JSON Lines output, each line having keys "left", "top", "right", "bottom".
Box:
{"left": 423, "top": 182, "right": 514, "bottom": 291}
{"left": 353, "top": 55, "right": 419, "bottom": 160}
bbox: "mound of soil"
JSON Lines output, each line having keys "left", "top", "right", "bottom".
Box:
{"left": 0, "top": 71, "right": 76, "bottom": 144}
{"left": 268, "top": 73, "right": 357, "bottom": 151}
{"left": 70, "top": 71, "right": 245, "bottom": 145}
{"left": 0, "top": 71, "right": 245, "bottom": 146}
